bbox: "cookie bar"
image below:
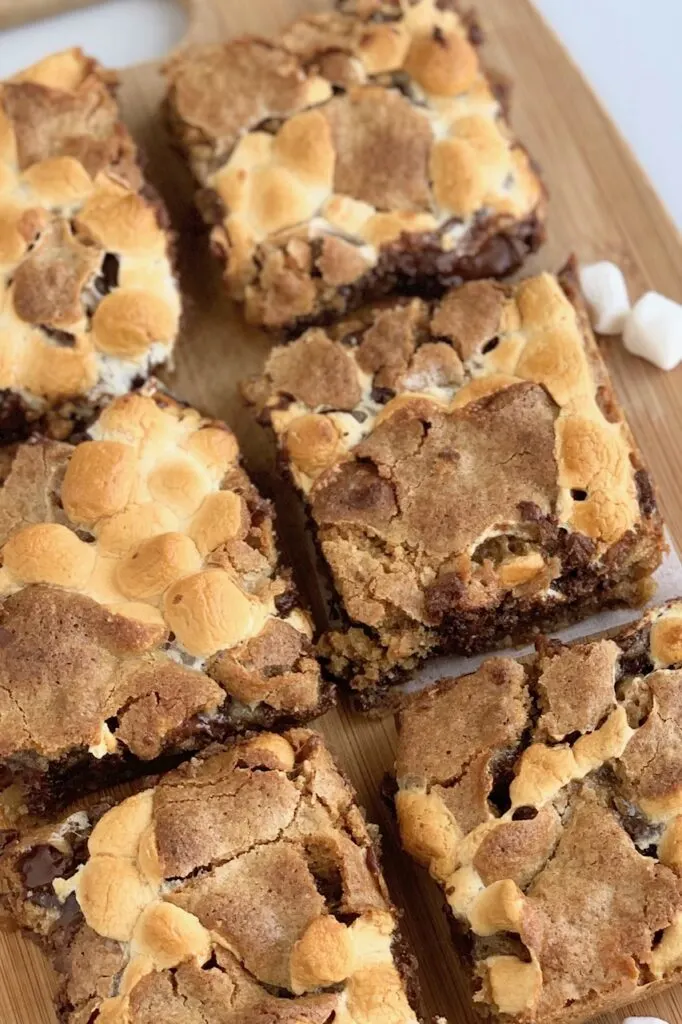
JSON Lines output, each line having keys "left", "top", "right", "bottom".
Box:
{"left": 0, "top": 384, "right": 330, "bottom": 816}
{"left": 393, "top": 601, "right": 682, "bottom": 1024}
{"left": 245, "top": 264, "right": 664, "bottom": 706}
{"left": 0, "top": 731, "right": 422, "bottom": 1024}
{"left": 164, "top": 0, "right": 545, "bottom": 331}
{"left": 0, "top": 49, "right": 180, "bottom": 441}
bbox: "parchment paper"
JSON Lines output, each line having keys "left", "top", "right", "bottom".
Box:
{"left": 397, "top": 532, "right": 682, "bottom": 696}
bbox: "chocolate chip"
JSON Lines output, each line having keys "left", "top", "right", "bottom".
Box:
{"left": 18, "top": 844, "right": 70, "bottom": 888}
{"left": 466, "top": 20, "right": 485, "bottom": 46}
{"left": 93, "top": 253, "right": 120, "bottom": 297}
{"left": 0, "top": 828, "right": 19, "bottom": 852}
{"left": 482, "top": 336, "right": 500, "bottom": 354}
{"left": 389, "top": 71, "right": 418, "bottom": 102}
{"left": 634, "top": 468, "right": 657, "bottom": 516}
{"left": 512, "top": 806, "right": 538, "bottom": 821}
{"left": 307, "top": 855, "right": 344, "bottom": 910}
{"left": 490, "top": 74, "right": 512, "bottom": 117}
{"left": 139, "top": 183, "right": 171, "bottom": 231}
{"left": 58, "top": 891, "right": 82, "bottom": 927}
{"left": 440, "top": 216, "right": 465, "bottom": 235}
{"left": 617, "top": 627, "right": 653, "bottom": 679}
{"left": 0, "top": 390, "right": 33, "bottom": 444}
{"left": 275, "top": 591, "right": 298, "bottom": 617}
{"left": 201, "top": 951, "right": 220, "bottom": 971}
{"left": 30, "top": 889, "right": 62, "bottom": 911}
{"left": 40, "top": 325, "right": 76, "bottom": 347}
{"left": 254, "top": 116, "right": 285, "bottom": 134}
{"left": 488, "top": 750, "right": 517, "bottom": 816}
{"left": 196, "top": 188, "right": 227, "bottom": 226}
{"left": 561, "top": 530, "right": 596, "bottom": 569}
{"left": 370, "top": 386, "right": 395, "bottom": 405}
{"left": 570, "top": 489, "right": 588, "bottom": 502}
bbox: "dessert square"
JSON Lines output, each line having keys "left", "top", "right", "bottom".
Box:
{"left": 0, "top": 49, "right": 180, "bottom": 441}
{"left": 393, "top": 601, "right": 682, "bottom": 1024}
{"left": 164, "top": 0, "right": 545, "bottom": 331}
{"left": 0, "top": 384, "right": 330, "bottom": 816}
{"left": 0, "top": 731, "right": 421, "bottom": 1024}
{"left": 245, "top": 264, "right": 664, "bottom": 707}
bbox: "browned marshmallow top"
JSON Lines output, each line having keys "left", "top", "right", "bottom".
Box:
{"left": 246, "top": 270, "right": 661, "bottom": 686}
{"left": 395, "top": 602, "right": 682, "bottom": 1023}
{"left": 0, "top": 387, "right": 323, "bottom": 770}
{"left": 1, "top": 731, "right": 418, "bottom": 1024}
{"left": 164, "top": 0, "right": 544, "bottom": 328}
{"left": 0, "top": 49, "right": 179, "bottom": 417}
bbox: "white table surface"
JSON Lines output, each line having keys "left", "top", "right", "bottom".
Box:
{"left": 0, "top": 0, "right": 680, "bottom": 231}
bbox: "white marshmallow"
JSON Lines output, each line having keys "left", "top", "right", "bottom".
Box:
{"left": 579, "top": 261, "right": 631, "bottom": 334}
{"left": 623, "top": 291, "right": 682, "bottom": 371}
{"left": 623, "top": 1018, "right": 670, "bottom": 1024}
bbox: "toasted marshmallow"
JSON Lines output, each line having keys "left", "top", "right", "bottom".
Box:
{"left": 578, "top": 261, "right": 630, "bottom": 335}
{"left": 623, "top": 292, "right": 682, "bottom": 371}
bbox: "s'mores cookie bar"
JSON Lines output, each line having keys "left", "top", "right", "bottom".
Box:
{"left": 0, "top": 49, "right": 180, "bottom": 440}
{"left": 0, "top": 731, "right": 422, "bottom": 1024}
{"left": 164, "top": 0, "right": 545, "bottom": 331}
{"left": 393, "top": 601, "right": 682, "bottom": 1024}
{"left": 246, "top": 264, "right": 664, "bottom": 706}
{"left": 0, "top": 385, "right": 330, "bottom": 815}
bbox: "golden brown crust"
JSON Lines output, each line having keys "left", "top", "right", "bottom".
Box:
{"left": 395, "top": 601, "right": 682, "bottom": 1024}
{"left": 164, "top": 2, "right": 545, "bottom": 329}
{"left": 1, "top": 732, "right": 419, "bottom": 1024}
{"left": 0, "top": 49, "right": 180, "bottom": 438}
{"left": 246, "top": 269, "right": 664, "bottom": 697}
{"left": 0, "top": 385, "right": 327, "bottom": 812}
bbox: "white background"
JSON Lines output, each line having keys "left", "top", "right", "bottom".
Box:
{"left": 0, "top": 0, "right": 680, "bottom": 229}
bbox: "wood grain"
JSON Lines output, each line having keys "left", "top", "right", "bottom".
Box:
{"left": 1, "top": 1, "right": 682, "bottom": 1022}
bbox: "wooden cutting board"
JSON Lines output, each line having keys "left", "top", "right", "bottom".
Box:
{"left": 1, "top": 1, "right": 682, "bottom": 1022}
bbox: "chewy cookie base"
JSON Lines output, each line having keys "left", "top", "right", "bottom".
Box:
{"left": 0, "top": 385, "right": 331, "bottom": 819}
{"left": 246, "top": 263, "right": 664, "bottom": 710}
{"left": 1, "top": 732, "right": 423, "bottom": 1024}
{"left": 393, "top": 602, "right": 682, "bottom": 1024}
{"left": 0, "top": 687, "right": 335, "bottom": 821}
{"left": 164, "top": 0, "right": 546, "bottom": 332}
{"left": 340, "top": 571, "right": 658, "bottom": 712}
{"left": 0, "top": 49, "right": 180, "bottom": 440}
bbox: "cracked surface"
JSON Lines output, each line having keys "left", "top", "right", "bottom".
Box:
{"left": 395, "top": 601, "right": 682, "bottom": 1024}
{"left": 246, "top": 266, "right": 664, "bottom": 702}
{"left": 0, "top": 731, "right": 420, "bottom": 1024}
{"left": 0, "top": 48, "right": 180, "bottom": 440}
{"left": 163, "top": 0, "right": 545, "bottom": 331}
{"left": 0, "top": 384, "right": 329, "bottom": 815}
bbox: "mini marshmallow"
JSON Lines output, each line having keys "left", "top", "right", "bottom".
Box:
{"left": 579, "top": 261, "right": 631, "bottom": 334}
{"left": 623, "top": 1018, "right": 670, "bottom": 1024}
{"left": 623, "top": 292, "right": 682, "bottom": 371}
